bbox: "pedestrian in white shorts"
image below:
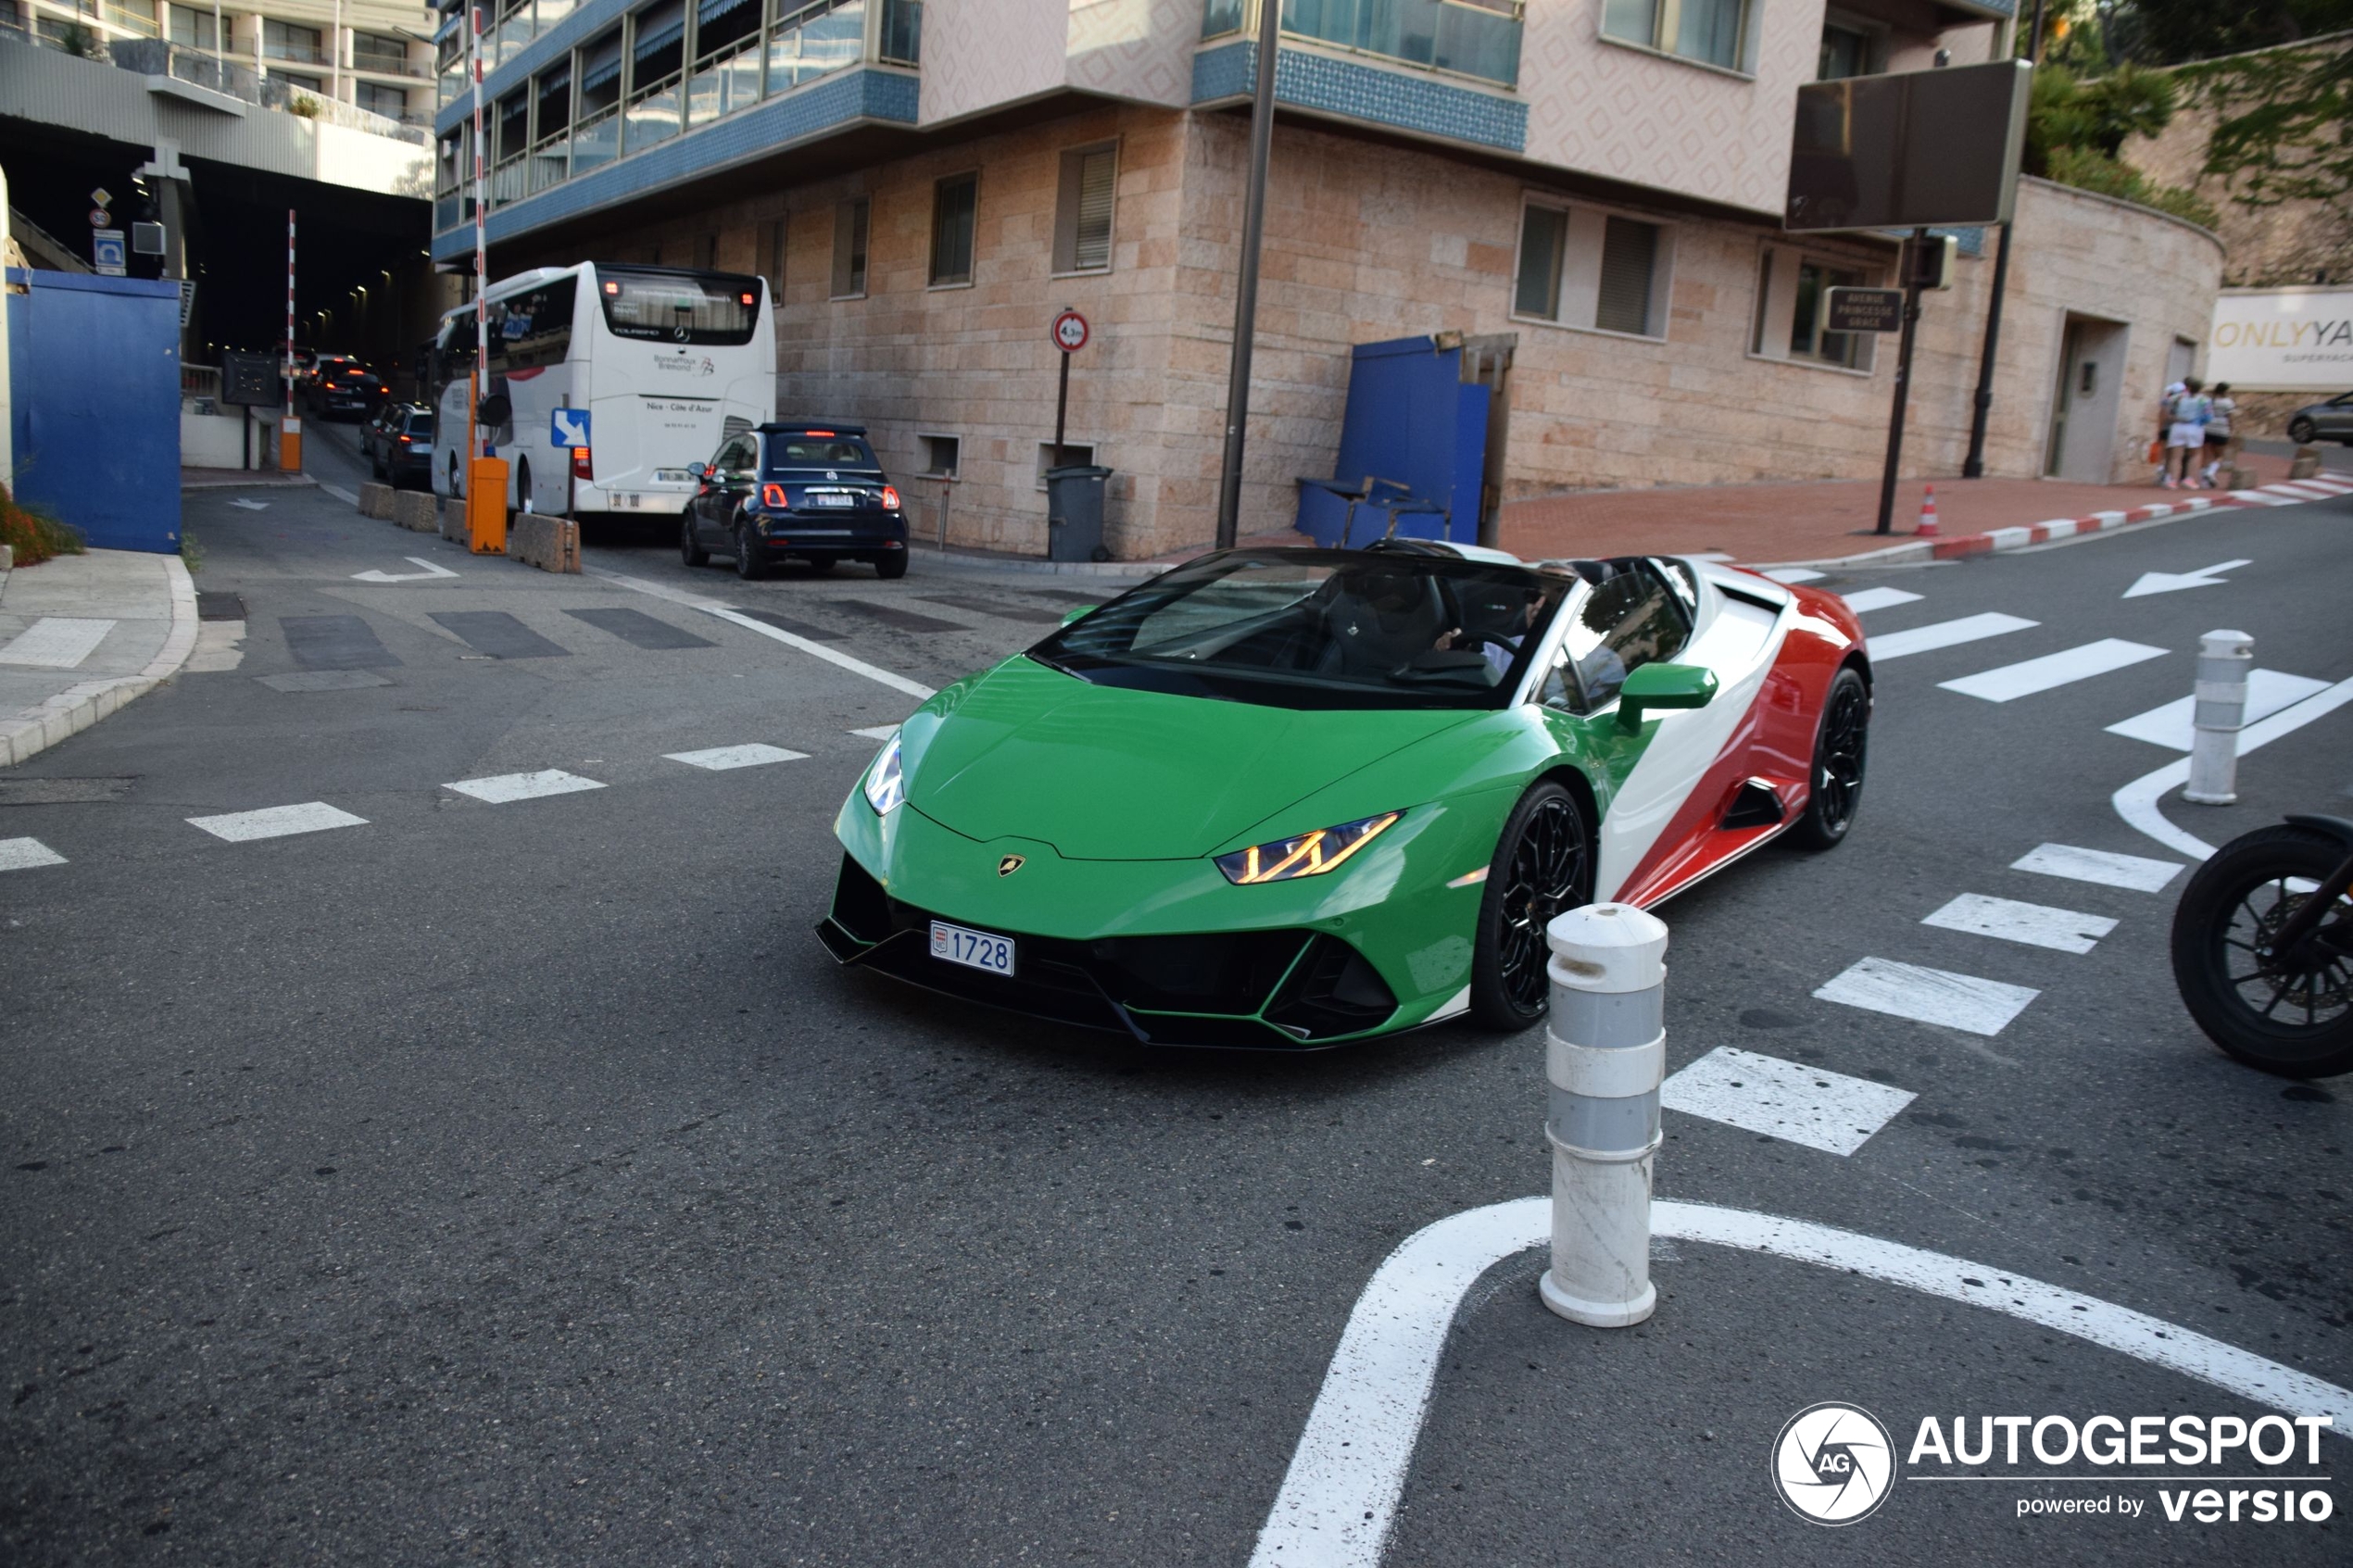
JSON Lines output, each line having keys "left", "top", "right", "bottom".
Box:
{"left": 2164, "top": 377, "right": 2211, "bottom": 489}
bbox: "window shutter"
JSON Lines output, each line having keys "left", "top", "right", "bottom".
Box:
{"left": 1514, "top": 206, "right": 1567, "bottom": 320}
{"left": 1073, "top": 149, "right": 1115, "bottom": 270}
{"left": 1594, "top": 217, "right": 1658, "bottom": 336}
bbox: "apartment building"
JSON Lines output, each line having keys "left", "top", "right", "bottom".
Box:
{"left": 427, "top": 0, "right": 2221, "bottom": 558}
{"left": 5, "top": 0, "right": 435, "bottom": 127}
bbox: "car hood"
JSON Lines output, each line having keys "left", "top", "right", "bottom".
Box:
{"left": 904, "top": 658, "right": 1479, "bottom": 860}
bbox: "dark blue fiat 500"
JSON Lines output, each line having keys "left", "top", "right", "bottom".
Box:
{"left": 682, "top": 422, "right": 911, "bottom": 580}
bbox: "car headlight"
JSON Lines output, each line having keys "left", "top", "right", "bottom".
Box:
{"left": 862, "top": 734, "right": 906, "bottom": 814}
{"left": 1214, "top": 810, "right": 1402, "bottom": 885}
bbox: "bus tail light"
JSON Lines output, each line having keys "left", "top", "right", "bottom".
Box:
{"left": 571, "top": 445, "right": 593, "bottom": 480}
{"left": 880, "top": 485, "right": 901, "bottom": 511}
{"left": 761, "top": 483, "right": 789, "bottom": 508}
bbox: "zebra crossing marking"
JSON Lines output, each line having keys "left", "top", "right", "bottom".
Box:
{"left": 0, "top": 836, "right": 69, "bottom": 872}
{"left": 1867, "top": 612, "right": 2039, "bottom": 661}
{"left": 1812, "top": 956, "right": 2039, "bottom": 1036}
{"left": 185, "top": 802, "right": 369, "bottom": 843}
{"left": 2010, "top": 842, "right": 2183, "bottom": 893}
{"left": 1938, "top": 638, "right": 2166, "bottom": 703}
{"left": 1660, "top": 1046, "right": 1916, "bottom": 1157}
{"left": 1921, "top": 893, "right": 2118, "bottom": 954}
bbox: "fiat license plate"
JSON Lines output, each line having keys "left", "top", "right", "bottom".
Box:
{"left": 807, "top": 493, "right": 856, "bottom": 508}
{"left": 930, "top": 921, "right": 1014, "bottom": 977}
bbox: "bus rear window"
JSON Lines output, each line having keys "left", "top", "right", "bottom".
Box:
{"left": 598, "top": 269, "right": 761, "bottom": 345}
{"left": 765, "top": 436, "right": 875, "bottom": 469}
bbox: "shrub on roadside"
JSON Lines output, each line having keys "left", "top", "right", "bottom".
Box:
{"left": 0, "top": 483, "right": 87, "bottom": 567}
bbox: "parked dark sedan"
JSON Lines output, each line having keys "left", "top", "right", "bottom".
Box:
{"left": 319, "top": 367, "right": 389, "bottom": 420}
{"left": 2285, "top": 391, "right": 2353, "bottom": 446}
{"left": 681, "top": 422, "right": 911, "bottom": 579}
{"left": 367, "top": 405, "right": 434, "bottom": 489}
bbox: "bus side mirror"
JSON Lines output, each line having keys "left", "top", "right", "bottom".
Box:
{"left": 476, "top": 392, "right": 511, "bottom": 425}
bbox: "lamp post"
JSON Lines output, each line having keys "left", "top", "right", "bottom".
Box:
{"left": 1211, "top": 0, "right": 1281, "bottom": 550}
{"left": 1960, "top": 0, "right": 2046, "bottom": 479}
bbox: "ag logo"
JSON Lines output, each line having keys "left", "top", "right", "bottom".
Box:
{"left": 1771, "top": 1402, "right": 1894, "bottom": 1525}
{"left": 998, "top": 854, "right": 1026, "bottom": 877}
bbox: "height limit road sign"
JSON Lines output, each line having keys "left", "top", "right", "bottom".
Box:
{"left": 1825, "top": 287, "right": 1905, "bottom": 334}
{"left": 1051, "top": 309, "right": 1088, "bottom": 353}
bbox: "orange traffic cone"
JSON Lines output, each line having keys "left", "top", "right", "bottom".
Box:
{"left": 1916, "top": 483, "right": 1940, "bottom": 537}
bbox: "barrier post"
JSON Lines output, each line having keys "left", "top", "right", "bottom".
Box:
{"left": 1541, "top": 902, "right": 1667, "bottom": 1328}
{"left": 2184, "top": 629, "right": 2251, "bottom": 806}
{"left": 467, "top": 456, "right": 509, "bottom": 554}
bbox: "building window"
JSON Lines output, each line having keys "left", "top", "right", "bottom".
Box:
{"left": 1513, "top": 202, "right": 1672, "bottom": 340}
{"left": 358, "top": 82, "right": 409, "bottom": 119}
{"left": 920, "top": 434, "right": 961, "bottom": 477}
{"left": 276, "top": 71, "right": 325, "bottom": 93}
{"left": 831, "top": 197, "right": 869, "bottom": 297}
{"left": 1036, "top": 441, "right": 1095, "bottom": 487}
{"left": 1817, "top": 19, "right": 1875, "bottom": 80}
{"left": 1751, "top": 247, "right": 1878, "bottom": 372}
{"left": 1053, "top": 144, "right": 1116, "bottom": 274}
{"left": 1602, "top": 0, "right": 1751, "bottom": 73}
{"left": 930, "top": 172, "right": 978, "bottom": 288}
{"left": 763, "top": 218, "right": 786, "bottom": 299}
{"left": 353, "top": 31, "right": 409, "bottom": 72}
{"left": 168, "top": 4, "right": 218, "bottom": 50}
{"left": 263, "top": 19, "right": 323, "bottom": 65}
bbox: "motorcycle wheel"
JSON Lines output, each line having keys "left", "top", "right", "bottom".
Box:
{"left": 2170, "top": 825, "right": 2353, "bottom": 1077}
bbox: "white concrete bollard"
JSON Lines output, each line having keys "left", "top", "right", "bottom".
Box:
{"left": 2183, "top": 628, "right": 2252, "bottom": 806}
{"left": 1540, "top": 902, "right": 1667, "bottom": 1328}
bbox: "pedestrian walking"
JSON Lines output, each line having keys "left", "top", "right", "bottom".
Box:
{"left": 2202, "top": 383, "right": 2237, "bottom": 488}
{"left": 2153, "top": 378, "right": 2187, "bottom": 483}
{"left": 2163, "top": 377, "right": 2211, "bottom": 489}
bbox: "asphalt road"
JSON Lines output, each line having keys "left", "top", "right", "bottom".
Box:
{"left": 3, "top": 433, "right": 2348, "bottom": 1564}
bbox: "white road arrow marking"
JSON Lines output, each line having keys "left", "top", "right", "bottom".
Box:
{"left": 2121, "top": 558, "right": 2250, "bottom": 598}
{"left": 228, "top": 498, "right": 270, "bottom": 510}
{"left": 350, "top": 557, "right": 459, "bottom": 583}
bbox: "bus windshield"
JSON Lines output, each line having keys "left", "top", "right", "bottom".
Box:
{"left": 598, "top": 268, "right": 761, "bottom": 345}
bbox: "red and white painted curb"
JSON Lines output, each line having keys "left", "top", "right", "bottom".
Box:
{"left": 1761, "top": 472, "right": 2353, "bottom": 572}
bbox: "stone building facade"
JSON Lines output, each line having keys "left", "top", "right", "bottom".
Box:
{"left": 444, "top": 0, "right": 2223, "bottom": 557}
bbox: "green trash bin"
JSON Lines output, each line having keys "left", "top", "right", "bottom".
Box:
{"left": 1045, "top": 464, "right": 1114, "bottom": 563}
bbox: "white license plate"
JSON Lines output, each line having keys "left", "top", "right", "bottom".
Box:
{"left": 654, "top": 469, "right": 693, "bottom": 483}
{"left": 806, "top": 493, "right": 857, "bottom": 508}
{"left": 930, "top": 921, "right": 1014, "bottom": 976}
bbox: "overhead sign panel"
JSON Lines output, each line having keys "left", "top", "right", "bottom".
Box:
{"left": 2206, "top": 285, "right": 2353, "bottom": 391}
{"left": 1786, "top": 60, "right": 2032, "bottom": 232}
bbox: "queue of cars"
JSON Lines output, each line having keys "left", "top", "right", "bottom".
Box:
{"left": 360, "top": 403, "right": 435, "bottom": 490}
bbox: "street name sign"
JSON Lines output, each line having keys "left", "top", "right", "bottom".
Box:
{"left": 1826, "top": 287, "right": 1906, "bottom": 333}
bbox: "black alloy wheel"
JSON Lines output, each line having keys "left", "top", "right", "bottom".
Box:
{"left": 679, "top": 515, "right": 708, "bottom": 568}
{"left": 1792, "top": 666, "right": 1869, "bottom": 850}
{"left": 1470, "top": 780, "right": 1593, "bottom": 1030}
{"left": 734, "top": 521, "right": 765, "bottom": 580}
{"left": 2286, "top": 416, "right": 2316, "bottom": 445}
{"left": 2171, "top": 826, "right": 2353, "bottom": 1077}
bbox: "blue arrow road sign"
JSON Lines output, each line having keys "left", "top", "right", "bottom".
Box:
{"left": 550, "top": 408, "right": 591, "bottom": 448}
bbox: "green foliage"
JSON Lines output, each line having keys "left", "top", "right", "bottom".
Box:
{"left": 2178, "top": 37, "right": 2353, "bottom": 206}
{"left": 0, "top": 483, "right": 88, "bottom": 568}
{"left": 2046, "top": 144, "right": 2224, "bottom": 227}
{"left": 53, "top": 21, "right": 109, "bottom": 61}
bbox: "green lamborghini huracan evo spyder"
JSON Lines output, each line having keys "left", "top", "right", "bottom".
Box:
{"left": 818, "top": 542, "right": 1869, "bottom": 1047}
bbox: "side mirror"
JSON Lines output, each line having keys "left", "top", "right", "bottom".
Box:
{"left": 1059, "top": 605, "right": 1097, "bottom": 627}
{"left": 1616, "top": 661, "right": 1717, "bottom": 733}
{"left": 476, "top": 392, "right": 511, "bottom": 425}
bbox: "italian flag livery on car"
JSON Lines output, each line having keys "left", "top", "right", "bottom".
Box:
{"left": 819, "top": 543, "right": 1869, "bottom": 1047}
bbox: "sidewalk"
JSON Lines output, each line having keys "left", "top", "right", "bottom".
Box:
{"left": 1495, "top": 448, "right": 2320, "bottom": 568}
{"left": 0, "top": 548, "right": 198, "bottom": 768}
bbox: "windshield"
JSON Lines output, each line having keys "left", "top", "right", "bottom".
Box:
{"left": 597, "top": 267, "right": 761, "bottom": 345}
{"left": 1030, "top": 549, "right": 1570, "bottom": 711}
{"left": 764, "top": 435, "right": 877, "bottom": 470}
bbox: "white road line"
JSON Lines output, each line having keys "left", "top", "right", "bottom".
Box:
{"left": 663, "top": 744, "right": 809, "bottom": 771}
{"left": 1249, "top": 1196, "right": 2352, "bottom": 1568}
{"left": 2105, "top": 668, "right": 2329, "bottom": 749}
{"left": 1812, "top": 956, "right": 2038, "bottom": 1036}
{"left": 2266, "top": 481, "right": 2341, "bottom": 498}
{"left": 185, "top": 801, "right": 369, "bottom": 843}
{"left": 0, "top": 618, "right": 118, "bottom": 670}
{"left": 2230, "top": 488, "right": 2300, "bottom": 507}
{"left": 586, "top": 567, "right": 937, "bottom": 701}
{"left": 1937, "top": 637, "right": 2167, "bottom": 702}
{"left": 318, "top": 482, "right": 359, "bottom": 506}
{"left": 444, "top": 770, "right": 606, "bottom": 804}
{"left": 1865, "top": 611, "right": 2038, "bottom": 661}
{"left": 2011, "top": 842, "right": 2183, "bottom": 892}
{"left": 849, "top": 724, "right": 900, "bottom": 741}
{"left": 2114, "top": 672, "right": 2353, "bottom": 860}
{"left": 1659, "top": 1047, "right": 1915, "bottom": 1157}
{"left": 0, "top": 836, "right": 69, "bottom": 872}
{"left": 1840, "top": 585, "right": 1923, "bottom": 614}
{"left": 1922, "top": 892, "right": 2118, "bottom": 953}
{"left": 1761, "top": 567, "right": 1825, "bottom": 583}
{"left": 351, "top": 557, "right": 459, "bottom": 583}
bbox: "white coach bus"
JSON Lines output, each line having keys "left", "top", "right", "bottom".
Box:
{"left": 429, "top": 261, "right": 775, "bottom": 521}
